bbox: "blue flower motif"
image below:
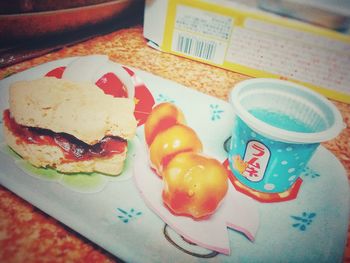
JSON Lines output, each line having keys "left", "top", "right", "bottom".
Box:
{"left": 156, "top": 94, "right": 175, "bottom": 103}
{"left": 210, "top": 104, "right": 224, "bottom": 121}
{"left": 301, "top": 167, "right": 320, "bottom": 179}
{"left": 291, "top": 212, "right": 316, "bottom": 231}
{"left": 116, "top": 208, "right": 142, "bottom": 223}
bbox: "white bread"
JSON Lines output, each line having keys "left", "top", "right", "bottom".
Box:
{"left": 3, "top": 124, "right": 126, "bottom": 175}
{"left": 9, "top": 77, "right": 137, "bottom": 145}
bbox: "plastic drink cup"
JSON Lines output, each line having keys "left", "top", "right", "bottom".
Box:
{"left": 228, "top": 78, "right": 344, "bottom": 193}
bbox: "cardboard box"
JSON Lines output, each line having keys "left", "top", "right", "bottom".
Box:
{"left": 143, "top": 0, "right": 350, "bottom": 103}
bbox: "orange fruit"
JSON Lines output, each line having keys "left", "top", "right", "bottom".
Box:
{"left": 162, "top": 152, "right": 228, "bottom": 219}
{"left": 144, "top": 102, "right": 185, "bottom": 146}
{"left": 149, "top": 124, "right": 202, "bottom": 175}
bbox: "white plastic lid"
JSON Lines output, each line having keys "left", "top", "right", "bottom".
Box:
{"left": 229, "top": 78, "right": 345, "bottom": 143}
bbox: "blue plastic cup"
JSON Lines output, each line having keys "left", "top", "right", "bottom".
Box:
{"left": 228, "top": 78, "right": 344, "bottom": 193}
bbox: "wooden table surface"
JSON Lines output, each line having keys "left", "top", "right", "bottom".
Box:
{"left": 0, "top": 25, "right": 349, "bottom": 262}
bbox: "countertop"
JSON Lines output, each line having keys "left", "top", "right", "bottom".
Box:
{"left": 0, "top": 25, "right": 349, "bottom": 262}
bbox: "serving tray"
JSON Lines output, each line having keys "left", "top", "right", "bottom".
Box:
{"left": 0, "top": 56, "right": 349, "bottom": 262}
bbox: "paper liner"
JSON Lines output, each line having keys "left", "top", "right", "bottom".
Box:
{"left": 133, "top": 140, "right": 259, "bottom": 255}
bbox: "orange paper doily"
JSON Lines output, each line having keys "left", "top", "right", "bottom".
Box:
{"left": 223, "top": 159, "right": 303, "bottom": 203}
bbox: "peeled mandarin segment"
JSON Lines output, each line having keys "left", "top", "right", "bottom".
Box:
{"left": 144, "top": 102, "right": 186, "bottom": 146}
{"left": 162, "top": 152, "right": 228, "bottom": 219}
{"left": 149, "top": 124, "right": 202, "bottom": 175}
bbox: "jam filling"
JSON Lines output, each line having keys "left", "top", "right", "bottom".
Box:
{"left": 3, "top": 109, "right": 127, "bottom": 162}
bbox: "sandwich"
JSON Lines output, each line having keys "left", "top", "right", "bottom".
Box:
{"left": 2, "top": 77, "right": 137, "bottom": 175}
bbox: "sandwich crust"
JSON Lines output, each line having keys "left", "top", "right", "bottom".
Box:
{"left": 9, "top": 77, "right": 137, "bottom": 145}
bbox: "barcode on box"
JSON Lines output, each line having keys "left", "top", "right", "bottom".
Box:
{"left": 176, "top": 33, "right": 216, "bottom": 60}
{"left": 172, "top": 31, "right": 226, "bottom": 64}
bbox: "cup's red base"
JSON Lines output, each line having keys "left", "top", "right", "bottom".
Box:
{"left": 223, "top": 159, "right": 303, "bottom": 203}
